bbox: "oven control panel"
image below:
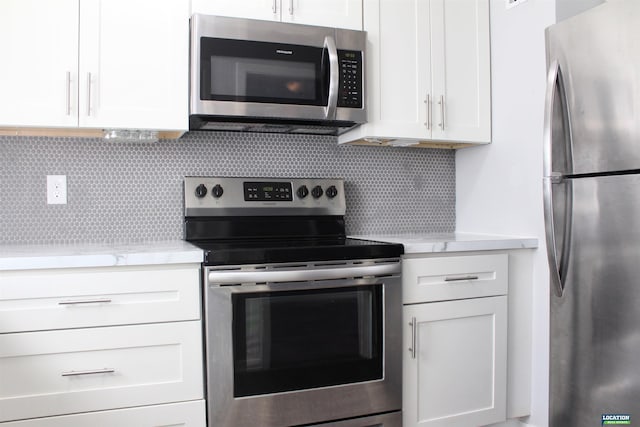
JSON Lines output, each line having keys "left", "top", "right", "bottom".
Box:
{"left": 244, "top": 181, "right": 293, "bottom": 201}
{"left": 184, "top": 177, "right": 346, "bottom": 216}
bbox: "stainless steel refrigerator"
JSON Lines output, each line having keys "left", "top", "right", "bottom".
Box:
{"left": 544, "top": 0, "right": 640, "bottom": 425}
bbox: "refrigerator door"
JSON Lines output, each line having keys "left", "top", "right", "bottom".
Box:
{"left": 550, "top": 173, "right": 640, "bottom": 426}
{"left": 545, "top": 0, "right": 640, "bottom": 175}
{"left": 543, "top": 176, "right": 572, "bottom": 298}
{"left": 543, "top": 55, "right": 573, "bottom": 297}
{"left": 543, "top": 58, "right": 573, "bottom": 179}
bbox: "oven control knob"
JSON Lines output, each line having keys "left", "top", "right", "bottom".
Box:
{"left": 195, "top": 184, "right": 207, "bottom": 198}
{"left": 311, "top": 185, "right": 324, "bottom": 199}
{"left": 297, "top": 185, "right": 309, "bottom": 199}
{"left": 326, "top": 185, "right": 338, "bottom": 199}
{"left": 211, "top": 184, "right": 224, "bottom": 198}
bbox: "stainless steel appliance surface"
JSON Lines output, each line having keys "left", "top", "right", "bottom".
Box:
{"left": 544, "top": 1, "right": 640, "bottom": 424}
{"left": 189, "top": 15, "right": 366, "bottom": 135}
{"left": 184, "top": 177, "right": 403, "bottom": 427}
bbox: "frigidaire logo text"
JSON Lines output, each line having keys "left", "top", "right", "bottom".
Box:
{"left": 602, "top": 414, "right": 631, "bottom": 425}
{"left": 276, "top": 49, "right": 293, "bottom": 55}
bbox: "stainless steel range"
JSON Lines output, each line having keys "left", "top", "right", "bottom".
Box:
{"left": 184, "top": 177, "right": 403, "bottom": 427}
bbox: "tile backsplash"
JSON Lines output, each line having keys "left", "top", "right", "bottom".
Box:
{"left": 0, "top": 132, "right": 455, "bottom": 244}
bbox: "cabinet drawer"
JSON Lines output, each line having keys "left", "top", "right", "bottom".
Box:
{"left": 0, "top": 400, "right": 206, "bottom": 427}
{"left": 0, "top": 264, "right": 200, "bottom": 333}
{"left": 0, "top": 321, "right": 203, "bottom": 422}
{"left": 402, "top": 254, "right": 508, "bottom": 303}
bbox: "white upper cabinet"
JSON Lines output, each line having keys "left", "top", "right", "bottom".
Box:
{"left": 431, "top": 0, "right": 491, "bottom": 143}
{"left": 0, "top": 0, "right": 189, "bottom": 131}
{"left": 281, "top": 0, "right": 362, "bottom": 30}
{"left": 339, "top": 0, "right": 490, "bottom": 147}
{"left": 79, "top": 0, "right": 189, "bottom": 130}
{"left": 191, "top": 0, "right": 279, "bottom": 23}
{"left": 0, "top": 0, "right": 79, "bottom": 128}
{"left": 191, "top": 0, "right": 363, "bottom": 30}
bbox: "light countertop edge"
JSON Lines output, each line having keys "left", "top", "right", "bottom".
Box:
{"left": 0, "top": 240, "right": 204, "bottom": 271}
{"left": 348, "top": 232, "right": 539, "bottom": 254}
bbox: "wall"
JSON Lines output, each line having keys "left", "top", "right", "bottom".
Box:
{"left": 556, "top": 0, "right": 604, "bottom": 21}
{"left": 0, "top": 132, "right": 455, "bottom": 245}
{"left": 456, "top": 0, "right": 555, "bottom": 426}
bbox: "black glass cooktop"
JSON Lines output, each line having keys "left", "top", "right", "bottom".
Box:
{"left": 190, "top": 237, "right": 404, "bottom": 265}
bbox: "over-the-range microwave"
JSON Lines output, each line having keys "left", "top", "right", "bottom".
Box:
{"left": 189, "top": 14, "right": 366, "bottom": 135}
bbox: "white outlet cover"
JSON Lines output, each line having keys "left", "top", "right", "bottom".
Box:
{"left": 47, "top": 175, "right": 67, "bottom": 205}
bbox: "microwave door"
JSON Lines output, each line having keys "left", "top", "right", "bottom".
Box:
{"left": 197, "top": 37, "right": 332, "bottom": 120}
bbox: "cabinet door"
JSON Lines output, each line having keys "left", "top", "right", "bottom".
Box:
{"left": 403, "top": 296, "right": 507, "bottom": 427}
{"left": 282, "top": 0, "right": 362, "bottom": 30}
{"left": 430, "top": 0, "right": 491, "bottom": 143}
{"left": 356, "top": 0, "right": 432, "bottom": 141}
{"left": 0, "top": 0, "right": 79, "bottom": 128}
{"left": 338, "top": 0, "right": 433, "bottom": 144}
{"left": 0, "top": 322, "right": 203, "bottom": 422}
{"left": 79, "top": 0, "right": 188, "bottom": 131}
{"left": 191, "top": 0, "right": 279, "bottom": 21}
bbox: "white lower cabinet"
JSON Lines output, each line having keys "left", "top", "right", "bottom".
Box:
{"left": 402, "top": 254, "right": 508, "bottom": 427}
{"left": 0, "top": 264, "right": 201, "bottom": 333}
{"left": 403, "top": 296, "right": 507, "bottom": 427}
{"left": 0, "top": 321, "right": 203, "bottom": 422}
{"left": 1, "top": 401, "right": 205, "bottom": 427}
{"left": 0, "top": 263, "right": 205, "bottom": 426}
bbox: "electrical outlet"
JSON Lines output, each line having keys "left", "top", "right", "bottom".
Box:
{"left": 47, "top": 175, "right": 67, "bottom": 205}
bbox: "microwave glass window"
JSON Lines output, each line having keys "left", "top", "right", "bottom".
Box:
{"left": 200, "top": 38, "right": 329, "bottom": 106}
{"left": 232, "top": 285, "right": 383, "bottom": 397}
{"left": 210, "top": 56, "right": 316, "bottom": 101}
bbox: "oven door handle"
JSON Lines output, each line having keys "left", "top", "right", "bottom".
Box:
{"left": 208, "top": 263, "right": 399, "bottom": 285}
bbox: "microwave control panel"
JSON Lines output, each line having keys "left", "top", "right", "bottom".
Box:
{"left": 337, "top": 50, "right": 363, "bottom": 109}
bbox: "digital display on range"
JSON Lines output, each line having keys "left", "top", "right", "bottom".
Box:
{"left": 244, "top": 181, "right": 293, "bottom": 201}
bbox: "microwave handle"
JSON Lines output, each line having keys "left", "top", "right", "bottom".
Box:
{"left": 324, "top": 36, "right": 339, "bottom": 120}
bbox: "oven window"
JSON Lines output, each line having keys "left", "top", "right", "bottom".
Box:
{"left": 232, "top": 285, "right": 383, "bottom": 397}
{"left": 200, "top": 38, "right": 329, "bottom": 106}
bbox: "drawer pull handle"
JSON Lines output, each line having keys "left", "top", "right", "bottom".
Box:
{"left": 444, "top": 275, "right": 479, "bottom": 282}
{"left": 61, "top": 368, "right": 115, "bottom": 377}
{"left": 65, "top": 71, "right": 72, "bottom": 115}
{"left": 86, "top": 72, "right": 92, "bottom": 117}
{"left": 408, "top": 317, "right": 417, "bottom": 359}
{"left": 58, "top": 298, "right": 112, "bottom": 305}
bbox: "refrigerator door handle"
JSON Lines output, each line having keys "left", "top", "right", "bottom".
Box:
{"left": 544, "top": 177, "right": 565, "bottom": 297}
{"left": 543, "top": 59, "right": 573, "bottom": 298}
{"left": 544, "top": 60, "right": 559, "bottom": 176}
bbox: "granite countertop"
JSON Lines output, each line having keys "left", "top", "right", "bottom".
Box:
{"left": 349, "top": 232, "right": 539, "bottom": 254}
{"left": 0, "top": 240, "right": 203, "bottom": 271}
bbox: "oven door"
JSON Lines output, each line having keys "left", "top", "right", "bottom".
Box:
{"left": 203, "top": 260, "right": 402, "bottom": 427}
